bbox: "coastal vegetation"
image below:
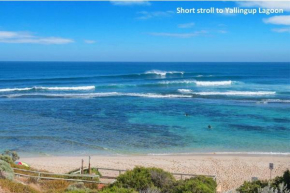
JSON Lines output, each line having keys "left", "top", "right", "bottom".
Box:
{"left": 100, "top": 167, "right": 216, "bottom": 193}
{"left": 237, "top": 170, "right": 290, "bottom": 193}
{"left": 1, "top": 151, "right": 290, "bottom": 193}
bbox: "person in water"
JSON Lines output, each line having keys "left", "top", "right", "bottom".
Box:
{"left": 185, "top": 113, "right": 189, "bottom": 117}
{"left": 208, "top": 125, "right": 212, "bottom": 129}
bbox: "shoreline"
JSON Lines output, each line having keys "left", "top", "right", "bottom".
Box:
{"left": 18, "top": 151, "right": 290, "bottom": 158}
{"left": 20, "top": 154, "right": 290, "bottom": 191}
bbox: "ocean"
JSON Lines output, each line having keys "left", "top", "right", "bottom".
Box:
{"left": 0, "top": 62, "right": 289, "bottom": 156}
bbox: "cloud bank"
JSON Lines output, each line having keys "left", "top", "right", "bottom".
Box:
{"left": 263, "top": 15, "right": 290, "bottom": 25}
{"left": 148, "top": 30, "right": 208, "bottom": 38}
{"left": 0, "top": 31, "right": 74, "bottom": 44}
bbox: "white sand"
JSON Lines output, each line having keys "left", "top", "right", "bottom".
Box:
{"left": 21, "top": 154, "right": 290, "bottom": 192}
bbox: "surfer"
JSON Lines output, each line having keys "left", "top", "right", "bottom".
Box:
{"left": 185, "top": 113, "right": 189, "bottom": 117}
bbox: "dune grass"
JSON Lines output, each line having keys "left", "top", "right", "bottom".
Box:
{"left": 0, "top": 179, "right": 40, "bottom": 193}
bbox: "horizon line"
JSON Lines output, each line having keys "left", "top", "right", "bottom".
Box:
{"left": 0, "top": 61, "right": 289, "bottom": 63}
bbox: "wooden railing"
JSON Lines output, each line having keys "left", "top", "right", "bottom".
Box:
{"left": 13, "top": 167, "right": 216, "bottom": 183}
{"left": 92, "top": 167, "right": 216, "bottom": 181}
{"left": 171, "top": 172, "right": 216, "bottom": 181}
{"left": 13, "top": 168, "right": 105, "bottom": 184}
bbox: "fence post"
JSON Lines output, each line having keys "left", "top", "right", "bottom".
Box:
{"left": 88, "top": 156, "right": 91, "bottom": 174}
{"left": 81, "top": 159, "right": 84, "bottom": 174}
{"left": 37, "top": 172, "right": 41, "bottom": 181}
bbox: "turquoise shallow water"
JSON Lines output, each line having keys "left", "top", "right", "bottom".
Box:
{"left": 0, "top": 62, "right": 289, "bottom": 156}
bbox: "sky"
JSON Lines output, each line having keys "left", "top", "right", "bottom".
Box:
{"left": 0, "top": 1, "right": 289, "bottom": 62}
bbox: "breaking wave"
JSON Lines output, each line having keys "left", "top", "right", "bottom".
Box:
{"left": 192, "top": 91, "right": 276, "bottom": 96}
{"left": 195, "top": 80, "right": 232, "bottom": 86}
{"left": 144, "top": 70, "right": 184, "bottom": 77}
{"left": 258, "top": 99, "right": 290, "bottom": 104}
{"left": 0, "top": 86, "right": 95, "bottom": 92}
{"left": 0, "top": 88, "right": 32, "bottom": 92}
{"left": 159, "top": 80, "right": 234, "bottom": 86}
{"left": 177, "top": 89, "right": 192, "bottom": 94}
{"left": 178, "top": 89, "right": 276, "bottom": 96}
{"left": 3, "top": 92, "right": 192, "bottom": 99}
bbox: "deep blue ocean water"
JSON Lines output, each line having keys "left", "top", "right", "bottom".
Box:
{"left": 0, "top": 62, "right": 289, "bottom": 156}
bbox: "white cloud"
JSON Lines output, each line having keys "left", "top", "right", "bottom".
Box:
{"left": 136, "top": 11, "right": 174, "bottom": 20}
{"left": 272, "top": 28, "right": 290, "bottom": 33}
{"left": 0, "top": 31, "right": 32, "bottom": 39}
{"left": 237, "top": 2, "right": 290, "bottom": 12}
{"left": 263, "top": 15, "right": 290, "bottom": 25}
{"left": 218, "top": 30, "right": 227, "bottom": 34}
{"left": 178, "top": 22, "right": 195, "bottom": 29}
{"left": 111, "top": 0, "right": 150, "bottom": 6}
{"left": 0, "top": 31, "right": 74, "bottom": 44}
{"left": 148, "top": 30, "right": 208, "bottom": 38}
{"left": 84, "top": 40, "right": 96, "bottom": 44}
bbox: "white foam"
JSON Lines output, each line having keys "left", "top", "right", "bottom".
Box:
{"left": 0, "top": 86, "right": 95, "bottom": 92}
{"left": 159, "top": 80, "right": 196, "bottom": 85}
{"left": 177, "top": 89, "right": 193, "bottom": 94}
{"left": 126, "top": 93, "right": 191, "bottom": 98}
{"left": 5, "top": 92, "right": 192, "bottom": 99}
{"left": 258, "top": 99, "right": 290, "bottom": 104}
{"left": 145, "top": 70, "right": 184, "bottom": 77}
{"left": 195, "top": 80, "right": 232, "bottom": 86}
{"left": 193, "top": 91, "right": 276, "bottom": 96}
{"left": 159, "top": 80, "right": 233, "bottom": 86}
{"left": 35, "top": 86, "right": 95, "bottom": 91}
{"left": 0, "top": 88, "right": 32, "bottom": 92}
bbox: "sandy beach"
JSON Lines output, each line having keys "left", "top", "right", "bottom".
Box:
{"left": 20, "top": 154, "right": 290, "bottom": 192}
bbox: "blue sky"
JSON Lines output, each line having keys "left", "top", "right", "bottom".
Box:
{"left": 0, "top": 1, "right": 289, "bottom": 62}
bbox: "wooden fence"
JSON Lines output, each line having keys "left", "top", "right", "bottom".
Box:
{"left": 13, "top": 167, "right": 216, "bottom": 183}
{"left": 91, "top": 167, "right": 216, "bottom": 181}
{"left": 13, "top": 168, "right": 105, "bottom": 184}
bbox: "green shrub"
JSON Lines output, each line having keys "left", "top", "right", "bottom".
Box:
{"left": 237, "top": 170, "right": 290, "bottom": 193}
{"left": 0, "top": 154, "right": 14, "bottom": 164}
{"left": 112, "top": 167, "right": 176, "bottom": 192}
{"left": 140, "top": 187, "right": 161, "bottom": 193}
{"left": 273, "top": 170, "right": 290, "bottom": 191}
{"left": 237, "top": 180, "right": 269, "bottom": 193}
{"left": 110, "top": 167, "right": 215, "bottom": 193}
{"left": 173, "top": 176, "right": 217, "bottom": 193}
{"left": 66, "top": 182, "right": 89, "bottom": 192}
{"left": 99, "top": 186, "right": 137, "bottom": 193}
{"left": 258, "top": 183, "right": 290, "bottom": 193}
{"left": 2, "top": 150, "right": 20, "bottom": 162}
{"left": 283, "top": 170, "right": 290, "bottom": 190}
{"left": 0, "top": 159, "right": 14, "bottom": 180}
{"left": 114, "top": 167, "right": 154, "bottom": 191}
{"left": 148, "top": 167, "right": 175, "bottom": 190}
